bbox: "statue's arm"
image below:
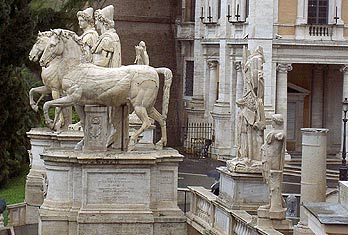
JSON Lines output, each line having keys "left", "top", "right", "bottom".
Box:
{"left": 92, "top": 37, "right": 114, "bottom": 67}
{"left": 275, "top": 132, "right": 285, "bottom": 141}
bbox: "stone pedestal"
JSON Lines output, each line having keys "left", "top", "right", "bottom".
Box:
{"left": 217, "top": 166, "right": 268, "bottom": 212}
{"left": 39, "top": 148, "right": 186, "bottom": 235}
{"left": 25, "top": 128, "right": 83, "bottom": 225}
{"left": 294, "top": 128, "right": 328, "bottom": 235}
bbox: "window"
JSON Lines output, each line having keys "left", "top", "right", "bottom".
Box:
{"left": 308, "top": 0, "right": 328, "bottom": 24}
{"left": 185, "top": 0, "right": 196, "bottom": 22}
{"left": 184, "top": 61, "right": 194, "bottom": 96}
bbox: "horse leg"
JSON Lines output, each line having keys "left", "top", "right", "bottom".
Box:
{"left": 128, "top": 106, "right": 151, "bottom": 151}
{"left": 43, "top": 96, "right": 74, "bottom": 130}
{"left": 148, "top": 107, "right": 167, "bottom": 150}
{"left": 29, "top": 86, "right": 51, "bottom": 112}
{"left": 51, "top": 90, "right": 64, "bottom": 130}
{"left": 74, "top": 105, "right": 85, "bottom": 150}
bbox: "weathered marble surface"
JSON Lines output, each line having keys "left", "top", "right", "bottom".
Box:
{"left": 25, "top": 128, "right": 83, "bottom": 225}
{"left": 217, "top": 166, "right": 268, "bottom": 212}
{"left": 258, "top": 114, "right": 287, "bottom": 221}
{"left": 38, "top": 148, "right": 186, "bottom": 235}
{"left": 227, "top": 46, "right": 266, "bottom": 173}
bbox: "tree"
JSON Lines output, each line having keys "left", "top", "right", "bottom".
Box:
{"left": 0, "top": 0, "right": 39, "bottom": 186}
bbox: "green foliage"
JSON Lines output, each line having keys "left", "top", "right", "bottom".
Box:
{"left": 0, "top": 0, "right": 39, "bottom": 186}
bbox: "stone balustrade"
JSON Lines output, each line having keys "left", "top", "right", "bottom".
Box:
{"left": 7, "top": 202, "right": 26, "bottom": 227}
{"left": 295, "top": 24, "right": 344, "bottom": 41}
{"left": 186, "top": 186, "right": 283, "bottom": 235}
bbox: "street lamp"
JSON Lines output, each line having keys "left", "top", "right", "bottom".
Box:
{"left": 339, "top": 98, "right": 348, "bottom": 181}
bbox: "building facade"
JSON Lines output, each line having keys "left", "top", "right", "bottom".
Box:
{"left": 177, "top": 0, "right": 348, "bottom": 159}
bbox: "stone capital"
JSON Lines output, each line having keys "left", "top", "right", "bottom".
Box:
{"left": 207, "top": 60, "right": 218, "bottom": 69}
{"left": 276, "top": 63, "right": 292, "bottom": 73}
{"left": 340, "top": 65, "right": 348, "bottom": 74}
{"left": 234, "top": 61, "right": 242, "bottom": 71}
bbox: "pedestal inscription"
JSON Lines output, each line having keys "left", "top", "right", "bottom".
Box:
{"left": 159, "top": 170, "right": 175, "bottom": 201}
{"left": 86, "top": 171, "right": 149, "bottom": 207}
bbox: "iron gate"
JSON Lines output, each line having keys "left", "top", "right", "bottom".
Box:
{"left": 182, "top": 122, "right": 214, "bottom": 158}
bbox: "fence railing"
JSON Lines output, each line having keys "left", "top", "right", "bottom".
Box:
{"left": 182, "top": 122, "right": 214, "bottom": 158}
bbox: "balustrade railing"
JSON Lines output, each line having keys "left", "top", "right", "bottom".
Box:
{"left": 308, "top": 25, "right": 332, "bottom": 37}
{"left": 186, "top": 186, "right": 284, "bottom": 235}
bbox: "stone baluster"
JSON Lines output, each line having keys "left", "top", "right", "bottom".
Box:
{"left": 0, "top": 213, "right": 3, "bottom": 227}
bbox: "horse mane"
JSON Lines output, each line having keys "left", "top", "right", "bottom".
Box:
{"left": 52, "top": 29, "right": 82, "bottom": 60}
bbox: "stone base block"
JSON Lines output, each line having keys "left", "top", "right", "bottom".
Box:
{"left": 217, "top": 166, "right": 268, "bottom": 212}
{"left": 25, "top": 204, "right": 40, "bottom": 225}
{"left": 293, "top": 224, "right": 315, "bottom": 235}
{"left": 25, "top": 172, "right": 45, "bottom": 206}
{"left": 38, "top": 148, "right": 186, "bottom": 235}
{"left": 258, "top": 206, "right": 287, "bottom": 219}
{"left": 257, "top": 217, "right": 292, "bottom": 231}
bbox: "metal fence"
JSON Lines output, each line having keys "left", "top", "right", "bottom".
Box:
{"left": 182, "top": 122, "right": 214, "bottom": 158}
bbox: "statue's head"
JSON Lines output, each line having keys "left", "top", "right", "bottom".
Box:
{"left": 94, "top": 5, "right": 115, "bottom": 30}
{"left": 139, "top": 41, "right": 146, "bottom": 48}
{"left": 77, "top": 7, "right": 94, "bottom": 30}
{"left": 271, "top": 114, "right": 284, "bottom": 129}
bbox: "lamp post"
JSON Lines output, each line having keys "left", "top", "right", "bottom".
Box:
{"left": 339, "top": 98, "right": 348, "bottom": 181}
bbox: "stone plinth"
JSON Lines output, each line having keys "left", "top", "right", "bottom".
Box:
{"left": 25, "top": 128, "right": 83, "bottom": 225}
{"left": 217, "top": 166, "right": 268, "bottom": 212}
{"left": 84, "top": 105, "right": 108, "bottom": 151}
{"left": 39, "top": 148, "right": 186, "bottom": 235}
{"left": 294, "top": 128, "right": 328, "bottom": 235}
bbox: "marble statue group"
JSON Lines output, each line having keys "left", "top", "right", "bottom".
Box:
{"left": 28, "top": 5, "right": 172, "bottom": 151}
{"left": 28, "top": 3, "right": 287, "bottom": 223}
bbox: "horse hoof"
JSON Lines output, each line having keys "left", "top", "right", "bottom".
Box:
{"left": 155, "top": 143, "right": 163, "bottom": 150}
{"left": 127, "top": 144, "right": 135, "bottom": 152}
{"left": 74, "top": 140, "right": 83, "bottom": 150}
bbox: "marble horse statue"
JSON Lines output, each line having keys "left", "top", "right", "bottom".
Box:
{"left": 28, "top": 31, "right": 72, "bottom": 130}
{"left": 39, "top": 29, "right": 172, "bottom": 151}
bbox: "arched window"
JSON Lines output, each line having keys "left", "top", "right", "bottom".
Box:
{"left": 308, "top": 0, "right": 329, "bottom": 24}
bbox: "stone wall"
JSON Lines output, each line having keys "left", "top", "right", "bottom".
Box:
{"left": 103, "top": 0, "right": 183, "bottom": 146}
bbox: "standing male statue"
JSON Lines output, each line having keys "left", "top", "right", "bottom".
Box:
{"left": 91, "top": 5, "right": 126, "bottom": 149}
{"left": 259, "top": 114, "right": 286, "bottom": 219}
{"left": 76, "top": 7, "right": 98, "bottom": 63}
{"left": 227, "top": 46, "right": 266, "bottom": 172}
{"left": 91, "top": 5, "right": 121, "bottom": 68}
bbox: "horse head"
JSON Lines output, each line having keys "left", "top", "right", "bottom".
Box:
{"left": 29, "top": 31, "right": 53, "bottom": 62}
{"left": 39, "top": 29, "right": 83, "bottom": 68}
{"left": 39, "top": 29, "right": 65, "bottom": 67}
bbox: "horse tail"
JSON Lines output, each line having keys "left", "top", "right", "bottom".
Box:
{"left": 155, "top": 67, "right": 172, "bottom": 119}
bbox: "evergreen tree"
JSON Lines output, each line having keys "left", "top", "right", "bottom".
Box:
{"left": 0, "top": 0, "right": 38, "bottom": 185}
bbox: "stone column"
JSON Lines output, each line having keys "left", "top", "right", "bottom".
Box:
{"left": 208, "top": 60, "right": 218, "bottom": 117}
{"left": 276, "top": 64, "right": 292, "bottom": 132}
{"left": 232, "top": 62, "right": 243, "bottom": 157}
{"left": 294, "top": 128, "right": 328, "bottom": 235}
{"left": 311, "top": 65, "right": 325, "bottom": 128}
{"left": 340, "top": 65, "right": 348, "bottom": 157}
